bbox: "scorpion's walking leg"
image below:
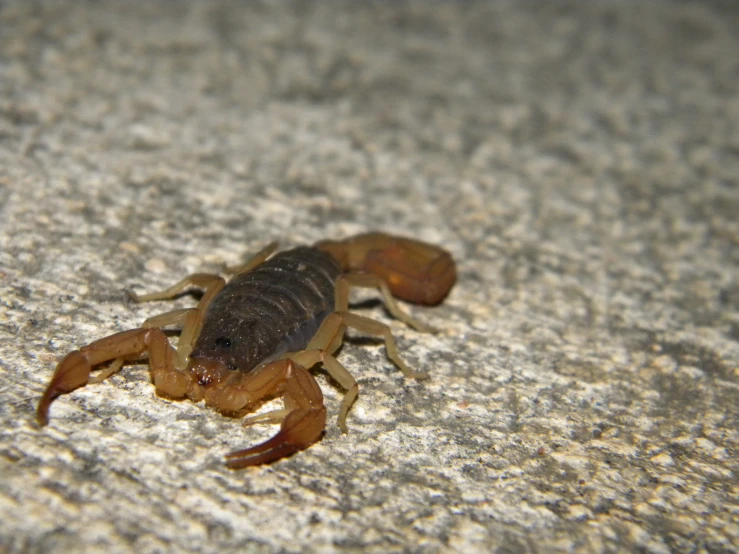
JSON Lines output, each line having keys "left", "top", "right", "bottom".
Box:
{"left": 289, "top": 348, "right": 358, "bottom": 433}
{"left": 330, "top": 275, "right": 427, "bottom": 379}
{"left": 130, "top": 273, "right": 225, "bottom": 368}
{"left": 218, "top": 360, "right": 326, "bottom": 469}
{"left": 37, "top": 326, "right": 193, "bottom": 425}
{"left": 334, "top": 312, "right": 428, "bottom": 379}
{"left": 224, "top": 242, "right": 278, "bottom": 275}
{"left": 336, "top": 274, "right": 434, "bottom": 332}
{"left": 292, "top": 300, "right": 427, "bottom": 432}
{"left": 129, "top": 273, "right": 224, "bottom": 303}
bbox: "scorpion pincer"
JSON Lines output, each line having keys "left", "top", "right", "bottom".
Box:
{"left": 36, "top": 233, "right": 456, "bottom": 468}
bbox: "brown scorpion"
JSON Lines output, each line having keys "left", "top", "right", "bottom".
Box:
{"left": 37, "top": 233, "right": 456, "bottom": 468}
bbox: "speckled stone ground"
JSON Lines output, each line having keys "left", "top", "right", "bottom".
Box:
{"left": 1, "top": 1, "right": 738, "bottom": 553}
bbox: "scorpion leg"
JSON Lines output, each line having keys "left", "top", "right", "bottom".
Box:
{"left": 131, "top": 274, "right": 225, "bottom": 369}
{"left": 289, "top": 349, "right": 358, "bottom": 433}
{"left": 37, "top": 326, "right": 195, "bottom": 425}
{"left": 129, "top": 273, "right": 223, "bottom": 303}
{"left": 335, "top": 311, "right": 429, "bottom": 380}
{"left": 297, "top": 308, "right": 426, "bottom": 432}
{"left": 220, "top": 359, "right": 326, "bottom": 468}
{"left": 176, "top": 279, "right": 224, "bottom": 368}
{"left": 241, "top": 408, "right": 291, "bottom": 426}
{"left": 224, "top": 241, "right": 278, "bottom": 275}
{"left": 309, "top": 286, "right": 426, "bottom": 380}
{"left": 140, "top": 308, "right": 193, "bottom": 328}
{"left": 336, "top": 273, "right": 434, "bottom": 332}
{"left": 316, "top": 232, "right": 456, "bottom": 305}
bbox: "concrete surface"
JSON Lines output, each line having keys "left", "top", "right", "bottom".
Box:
{"left": 1, "top": 1, "right": 737, "bottom": 553}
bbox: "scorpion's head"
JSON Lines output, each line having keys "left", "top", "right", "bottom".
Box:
{"left": 187, "top": 357, "right": 231, "bottom": 388}
{"left": 187, "top": 357, "right": 251, "bottom": 413}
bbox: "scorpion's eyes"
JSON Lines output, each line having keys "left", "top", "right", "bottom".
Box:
{"left": 214, "top": 336, "right": 232, "bottom": 348}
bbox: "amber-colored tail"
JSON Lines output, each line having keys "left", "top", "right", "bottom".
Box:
{"left": 316, "top": 232, "right": 456, "bottom": 305}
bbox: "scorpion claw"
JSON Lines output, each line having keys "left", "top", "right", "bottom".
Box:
{"left": 224, "top": 441, "right": 302, "bottom": 469}
{"left": 37, "top": 351, "right": 92, "bottom": 426}
{"left": 224, "top": 406, "right": 326, "bottom": 469}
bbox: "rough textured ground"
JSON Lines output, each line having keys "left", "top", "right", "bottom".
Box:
{"left": 1, "top": 1, "right": 737, "bottom": 553}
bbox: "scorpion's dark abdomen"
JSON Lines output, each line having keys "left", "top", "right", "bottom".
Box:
{"left": 191, "top": 247, "right": 342, "bottom": 372}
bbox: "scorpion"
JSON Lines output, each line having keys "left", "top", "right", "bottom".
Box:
{"left": 37, "top": 232, "right": 456, "bottom": 468}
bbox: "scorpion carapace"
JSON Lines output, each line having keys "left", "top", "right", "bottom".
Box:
{"left": 36, "top": 232, "right": 456, "bottom": 468}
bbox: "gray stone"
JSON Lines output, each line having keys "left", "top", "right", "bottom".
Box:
{"left": 1, "top": 1, "right": 737, "bottom": 552}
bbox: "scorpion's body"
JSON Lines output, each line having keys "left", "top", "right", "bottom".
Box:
{"left": 37, "top": 233, "right": 456, "bottom": 468}
{"left": 194, "top": 247, "right": 342, "bottom": 373}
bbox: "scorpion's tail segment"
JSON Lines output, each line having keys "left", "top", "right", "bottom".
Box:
{"left": 316, "top": 232, "right": 456, "bottom": 305}
{"left": 37, "top": 351, "right": 93, "bottom": 426}
{"left": 224, "top": 360, "right": 327, "bottom": 469}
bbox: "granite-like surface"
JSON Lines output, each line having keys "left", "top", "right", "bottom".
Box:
{"left": 1, "top": 1, "right": 737, "bottom": 552}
